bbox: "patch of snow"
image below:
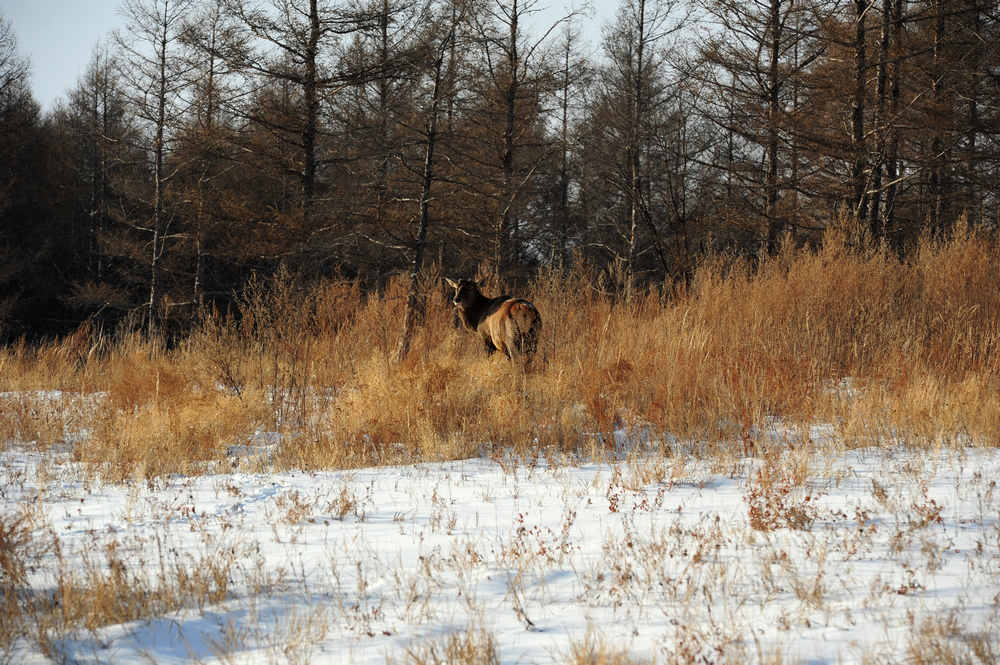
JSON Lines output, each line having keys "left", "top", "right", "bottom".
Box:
{"left": 2, "top": 437, "right": 999, "bottom": 664}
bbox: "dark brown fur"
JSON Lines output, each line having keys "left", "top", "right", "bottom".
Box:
{"left": 445, "top": 278, "right": 541, "bottom": 362}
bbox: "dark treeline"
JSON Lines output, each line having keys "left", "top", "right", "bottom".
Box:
{"left": 1, "top": 0, "right": 998, "bottom": 343}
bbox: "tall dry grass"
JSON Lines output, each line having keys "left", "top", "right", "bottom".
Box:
{"left": 1, "top": 222, "right": 998, "bottom": 478}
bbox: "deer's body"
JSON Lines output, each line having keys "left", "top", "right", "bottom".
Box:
{"left": 446, "top": 278, "right": 541, "bottom": 362}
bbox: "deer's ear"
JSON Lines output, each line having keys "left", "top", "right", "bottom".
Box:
{"left": 445, "top": 277, "right": 458, "bottom": 289}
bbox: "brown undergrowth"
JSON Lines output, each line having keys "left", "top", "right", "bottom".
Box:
{"left": 1, "top": 223, "right": 998, "bottom": 478}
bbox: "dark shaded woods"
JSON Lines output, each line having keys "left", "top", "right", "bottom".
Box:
{"left": 1, "top": 0, "right": 998, "bottom": 343}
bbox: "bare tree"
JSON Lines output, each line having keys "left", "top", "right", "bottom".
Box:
{"left": 0, "top": 16, "right": 28, "bottom": 102}
{"left": 928, "top": 0, "right": 947, "bottom": 229}
{"left": 174, "top": 0, "right": 245, "bottom": 310}
{"left": 0, "top": 15, "right": 36, "bottom": 338}
{"left": 868, "top": 0, "right": 890, "bottom": 239}
{"left": 552, "top": 13, "right": 591, "bottom": 268}
{"left": 851, "top": 1, "right": 871, "bottom": 223}
{"left": 621, "top": 0, "right": 685, "bottom": 294}
{"left": 192, "top": 0, "right": 386, "bottom": 253}
{"left": 115, "top": 0, "right": 197, "bottom": 334}
{"left": 465, "top": 0, "right": 575, "bottom": 281}
{"left": 695, "top": 0, "right": 830, "bottom": 251}
{"left": 56, "top": 44, "right": 136, "bottom": 294}
{"left": 884, "top": 0, "right": 904, "bottom": 242}
{"left": 584, "top": 0, "right": 685, "bottom": 293}
{"left": 335, "top": 0, "right": 425, "bottom": 278}
{"left": 397, "top": 0, "right": 463, "bottom": 360}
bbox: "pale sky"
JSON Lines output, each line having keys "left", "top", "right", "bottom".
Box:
{"left": 4, "top": 0, "right": 609, "bottom": 114}
{"left": 5, "top": 1, "right": 123, "bottom": 112}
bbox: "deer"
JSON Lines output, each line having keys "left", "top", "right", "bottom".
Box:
{"left": 445, "top": 278, "right": 542, "bottom": 364}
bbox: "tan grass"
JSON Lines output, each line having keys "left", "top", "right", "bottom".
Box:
{"left": 8, "top": 525, "right": 284, "bottom": 660}
{"left": 401, "top": 627, "right": 499, "bottom": 665}
{"left": 0, "top": 322, "right": 103, "bottom": 394}
{"left": 904, "top": 612, "right": 998, "bottom": 665}
{"left": 564, "top": 631, "right": 645, "bottom": 664}
{"left": 1, "top": 222, "right": 998, "bottom": 477}
{"left": 0, "top": 505, "right": 49, "bottom": 651}
{"left": 0, "top": 393, "right": 70, "bottom": 450}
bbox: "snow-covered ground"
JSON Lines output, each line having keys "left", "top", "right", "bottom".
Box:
{"left": 3, "top": 409, "right": 999, "bottom": 664}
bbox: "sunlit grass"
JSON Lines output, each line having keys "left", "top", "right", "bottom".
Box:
{"left": 1, "top": 221, "right": 998, "bottom": 479}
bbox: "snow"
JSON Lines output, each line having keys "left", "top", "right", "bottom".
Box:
{"left": 3, "top": 403, "right": 999, "bottom": 664}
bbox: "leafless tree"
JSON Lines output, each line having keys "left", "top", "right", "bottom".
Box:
{"left": 695, "top": 0, "right": 832, "bottom": 251}
{"left": 397, "top": 0, "right": 463, "bottom": 360}
{"left": 465, "top": 0, "right": 577, "bottom": 281}
{"left": 114, "top": 0, "right": 198, "bottom": 334}
{"left": 0, "top": 16, "right": 28, "bottom": 102}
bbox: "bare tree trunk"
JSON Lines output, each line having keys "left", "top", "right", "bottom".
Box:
{"left": 626, "top": 0, "right": 646, "bottom": 297}
{"left": 192, "top": 10, "right": 221, "bottom": 310}
{"left": 495, "top": 0, "right": 520, "bottom": 282}
{"left": 726, "top": 98, "right": 735, "bottom": 205}
{"left": 885, "top": 0, "right": 902, "bottom": 247}
{"left": 557, "top": 24, "right": 572, "bottom": 269}
{"left": 375, "top": 0, "right": 391, "bottom": 233}
{"left": 764, "top": 0, "right": 782, "bottom": 252}
{"left": 398, "top": 16, "right": 454, "bottom": 361}
{"left": 790, "top": 7, "right": 801, "bottom": 228}
{"left": 870, "top": 0, "right": 890, "bottom": 240}
{"left": 87, "top": 51, "right": 112, "bottom": 281}
{"left": 148, "top": 0, "right": 170, "bottom": 336}
{"left": 929, "top": 0, "right": 943, "bottom": 229}
{"left": 851, "top": 0, "right": 869, "bottom": 225}
{"left": 302, "top": 0, "right": 321, "bottom": 227}
{"left": 445, "top": 0, "right": 458, "bottom": 133}
{"left": 117, "top": 0, "right": 196, "bottom": 335}
{"left": 966, "top": 0, "right": 982, "bottom": 225}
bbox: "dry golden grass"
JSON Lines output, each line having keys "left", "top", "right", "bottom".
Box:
{"left": 401, "top": 628, "right": 500, "bottom": 665}
{"left": 1, "top": 222, "right": 998, "bottom": 478}
{"left": 903, "top": 612, "right": 998, "bottom": 665}
{"left": 564, "top": 632, "right": 647, "bottom": 665}
{"left": 0, "top": 523, "right": 282, "bottom": 661}
{"left": 0, "top": 506, "right": 47, "bottom": 651}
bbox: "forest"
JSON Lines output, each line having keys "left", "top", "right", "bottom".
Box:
{"left": 0, "top": 0, "right": 998, "bottom": 343}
